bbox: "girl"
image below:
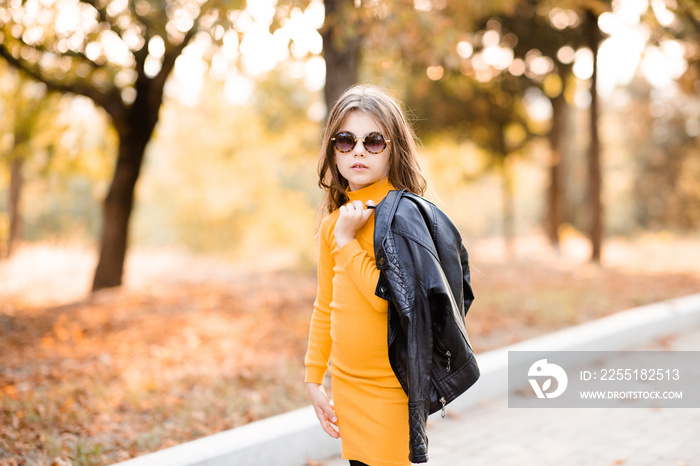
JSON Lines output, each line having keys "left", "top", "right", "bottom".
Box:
{"left": 304, "top": 85, "right": 427, "bottom": 466}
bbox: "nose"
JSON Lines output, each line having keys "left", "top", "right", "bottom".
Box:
{"left": 352, "top": 140, "right": 366, "bottom": 157}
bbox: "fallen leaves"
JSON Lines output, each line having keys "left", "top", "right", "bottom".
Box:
{"left": 0, "top": 239, "right": 698, "bottom": 465}
{"left": 0, "top": 271, "right": 316, "bottom": 465}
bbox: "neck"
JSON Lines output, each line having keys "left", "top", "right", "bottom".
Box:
{"left": 344, "top": 177, "right": 394, "bottom": 206}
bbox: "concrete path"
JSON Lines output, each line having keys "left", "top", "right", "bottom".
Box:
{"left": 321, "top": 325, "right": 700, "bottom": 466}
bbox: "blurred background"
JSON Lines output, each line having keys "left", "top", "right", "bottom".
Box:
{"left": 1, "top": 0, "right": 700, "bottom": 463}
{"left": 1, "top": 0, "right": 698, "bottom": 285}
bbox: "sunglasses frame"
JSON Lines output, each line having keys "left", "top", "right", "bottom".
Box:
{"left": 331, "top": 131, "right": 390, "bottom": 155}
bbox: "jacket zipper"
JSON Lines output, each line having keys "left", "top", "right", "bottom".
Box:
{"left": 435, "top": 337, "right": 452, "bottom": 374}
{"left": 438, "top": 351, "right": 451, "bottom": 418}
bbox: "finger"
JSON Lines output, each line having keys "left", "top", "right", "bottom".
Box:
{"left": 324, "top": 422, "right": 340, "bottom": 439}
{"left": 365, "top": 200, "right": 376, "bottom": 208}
{"left": 324, "top": 413, "right": 341, "bottom": 438}
{"left": 340, "top": 203, "right": 356, "bottom": 216}
{"left": 361, "top": 206, "right": 375, "bottom": 222}
{"left": 352, "top": 200, "right": 365, "bottom": 211}
{"left": 315, "top": 407, "right": 340, "bottom": 438}
{"left": 323, "top": 404, "right": 338, "bottom": 424}
{"left": 313, "top": 394, "right": 337, "bottom": 423}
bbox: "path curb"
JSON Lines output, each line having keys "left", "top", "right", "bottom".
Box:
{"left": 113, "top": 293, "right": 700, "bottom": 466}
{"left": 448, "top": 293, "right": 700, "bottom": 412}
{"left": 112, "top": 405, "right": 339, "bottom": 466}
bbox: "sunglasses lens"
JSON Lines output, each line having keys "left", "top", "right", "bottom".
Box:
{"left": 364, "top": 133, "right": 386, "bottom": 153}
{"left": 334, "top": 132, "right": 356, "bottom": 152}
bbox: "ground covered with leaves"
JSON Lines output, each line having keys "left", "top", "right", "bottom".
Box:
{"left": 1, "top": 235, "right": 699, "bottom": 465}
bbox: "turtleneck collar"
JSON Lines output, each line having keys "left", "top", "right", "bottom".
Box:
{"left": 345, "top": 177, "right": 394, "bottom": 205}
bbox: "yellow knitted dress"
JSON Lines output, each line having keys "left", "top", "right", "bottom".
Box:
{"left": 305, "top": 177, "right": 410, "bottom": 466}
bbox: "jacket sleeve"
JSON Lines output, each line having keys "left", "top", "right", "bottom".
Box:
{"left": 304, "top": 221, "right": 334, "bottom": 384}
{"left": 338, "top": 239, "right": 388, "bottom": 312}
{"left": 407, "top": 277, "right": 432, "bottom": 464}
{"left": 383, "top": 231, "right": 433, "bottom": 463}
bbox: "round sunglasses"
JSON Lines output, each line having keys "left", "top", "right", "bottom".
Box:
{"left": 331, "top": 131, "right": 390, "bottom": 154}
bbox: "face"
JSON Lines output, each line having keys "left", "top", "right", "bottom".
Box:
{"left": 333, "top": 111, "right": 391, "bottom": 192}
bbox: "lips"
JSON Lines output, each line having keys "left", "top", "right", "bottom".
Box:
{"left": 351, "top": 163, "right": 368, "bottom": 169}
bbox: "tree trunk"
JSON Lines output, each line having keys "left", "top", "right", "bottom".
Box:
{"left": 585, "top": 10, "right": 603, "bottom": 262}
{"left": 546, "top": 90, "right": 568, "bottom": 250}
{"left": 0, "top": 4, "right": 194, "bottom": 290}
{"left": 322, "top": 0, "right": 363, "bottom": 114}
{"left": 7, "top": 156, "right": 24, "bottom": 257}
{"left": 91, "top": 70, "right": 164, "bottom": 291}
{"left": 91, "top": 131, "right": 148, "bottom": 291}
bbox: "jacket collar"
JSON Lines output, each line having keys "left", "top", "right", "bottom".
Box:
{"left": 374, "top": 188, "right": 406, "bottom": 248}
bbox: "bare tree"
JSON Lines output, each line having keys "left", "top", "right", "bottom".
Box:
{"left": 584, "top": 8, "right": 603, "bottom": 262}
{"left": 0, "top": 0, "right": 252, "bottom": 289}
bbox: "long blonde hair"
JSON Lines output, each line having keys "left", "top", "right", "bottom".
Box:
{"left": 318, "top": 85, "right": 427, "bottom": 215}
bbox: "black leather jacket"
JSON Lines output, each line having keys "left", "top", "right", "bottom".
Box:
{"left": 373, "top": 190, "right": 480, "bottom": 463}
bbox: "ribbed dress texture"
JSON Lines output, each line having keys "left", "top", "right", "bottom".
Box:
{"left": 305, "top": 177, "right": 410, "bottom": 466}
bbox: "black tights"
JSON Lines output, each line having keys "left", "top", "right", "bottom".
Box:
{"left": 349, "top": 461, "right": 370, "bottom": 466}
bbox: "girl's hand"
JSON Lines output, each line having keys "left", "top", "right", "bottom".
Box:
{"left": 306, "top": 383, "right": 340, "bottom": 439}
{"left": 335, "top": 200, "right": 376, "bottom": 248}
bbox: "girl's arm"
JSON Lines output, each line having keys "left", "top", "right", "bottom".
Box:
{"left": 335, "top": 200, "right": 387, "bottom": 312}
{"left": 304, "top": 218, "right": 340, "bottom": 439}
{"left": 304, "top": 221, "right": 334, "bottom": 383}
